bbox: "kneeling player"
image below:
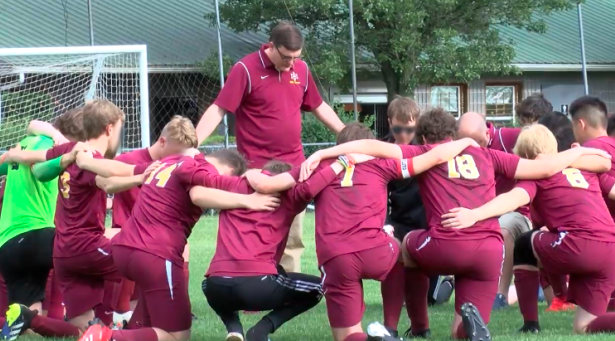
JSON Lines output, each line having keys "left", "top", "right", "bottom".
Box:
{"left": 202, "top": 159, "right": 358, "bottom": 341}
{"left": 302, "top": 110, "right": 610, "bottom": 341}
{"left": 442, "top": 124, "right": 615, "bottom": 334}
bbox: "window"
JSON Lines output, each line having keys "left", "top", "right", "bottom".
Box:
{"left": 431, "top": 86, "right": 461, "bottom": 116}
{"left": 486, "top": 86, "right": 515, "bottom": 117}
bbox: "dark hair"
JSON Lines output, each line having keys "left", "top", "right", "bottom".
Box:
{"left": 209, "top": 149, "right": 247, "bottom": 176}
{"left": 387, "top": 96, "right": 420, "bottom": 124}
{"left": 81, "top": 100, "right": 125, "bottom": 140}
{"left": 515, "top": 93, "right": 553, "bottom": 125}
{"left": 263, "top": 160, "right": 292, "bottom": 175}
{"left": 53, "top": 107, "right": 85, "bottom": 142}
{"left": 608, "top": 113, "right": 615, "bottom": 137}
{"left": 336, "top": 122, "right": 375, "bottom": 145}
{"left": 569, "top": 95, "right": 608, "bottom": 129}
{"left": 416, "top": 108, "right": 457, "bottom": 144}
{"left": 538, "top": 112, "right": 575, "bottom": 152}
{"left": 269, "top": 21, "right": 304, "bottom": 51}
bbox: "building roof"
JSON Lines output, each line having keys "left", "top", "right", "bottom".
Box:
{"left": 0, "top": 0, "right": 614, "bottom": 68}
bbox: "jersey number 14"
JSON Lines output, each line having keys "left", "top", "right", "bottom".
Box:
{"left": 144, "top": 162, "right": 182, "bottom": 188}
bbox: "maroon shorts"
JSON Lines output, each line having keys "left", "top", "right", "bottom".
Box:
{"left": 533, "top": 231, "right": 615, "bottom": 315}
{"left": 112, "top": 245, "right": 191, "bottom": 332}
{"left": 53, "top": 239, "right": 122, "bottom": 319}
{"left": 321, "top": 242, "right": 399, "bottom": 328}
{"left": 405, "top": 230, "right": 503, "bottom": 324}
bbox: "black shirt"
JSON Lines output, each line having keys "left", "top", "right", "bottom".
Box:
{"left": 381, "top": 133, "right": 427, "bottom": 231}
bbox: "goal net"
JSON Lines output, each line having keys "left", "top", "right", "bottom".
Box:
{"left": 0, "top": 45, "right": 150, "bottom": 152}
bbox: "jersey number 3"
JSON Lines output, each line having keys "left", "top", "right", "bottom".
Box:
{"left": 60, "top": 171, "right": 70, "bottom": 198}
{"left": 562, "top": 168, "right": 589, "bottom": 189}
{"left": 144, "top": 162, "right": 180, "bottom": 188}
{"left": 447, "top": 155, "right": 480, "bottom": 179}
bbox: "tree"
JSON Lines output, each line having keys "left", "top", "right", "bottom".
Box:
{"left": 209, "top": 0, "right": 579, "bottom": 101}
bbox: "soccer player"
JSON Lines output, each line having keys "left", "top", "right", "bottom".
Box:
{"left": 80, "top": 149, "right": 281, "bottom": 341}
{"left": 203, "top": 158, "right": 358, "bottom": 341}
{"left": 299, "top": 122, "right": 484, "bottom": 341}
{"left": 302, "top": 109, "right": 610, "bottom": 341}
{"left": 515, "top": 93, "right": 553, "bottom": 126}
{"left": 110, "top": 116, "right": 200, "bottom": 323}
{"left": 441, "top": 123, "right": 615, "bottom": 335}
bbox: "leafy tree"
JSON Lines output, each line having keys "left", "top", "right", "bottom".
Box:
{"left": 209, "top": 0, "right": 579, "bottom": 101}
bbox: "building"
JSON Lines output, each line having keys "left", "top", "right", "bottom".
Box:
{"left": 1, "top": 0, "right": 614, "bottom": 139}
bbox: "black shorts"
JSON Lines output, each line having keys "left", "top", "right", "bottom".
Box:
{"left": 0, "top": 228, "right": 55, "bottom": 306}
{"left": 392, "top": 223, "right": 425, "bottom": 241}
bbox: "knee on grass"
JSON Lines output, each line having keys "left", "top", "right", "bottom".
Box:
{"left": 153, "top": 327, "right": 191, "bottom": 341}
{"left": 513, "top": 230, "right": 538, "bottom": 268}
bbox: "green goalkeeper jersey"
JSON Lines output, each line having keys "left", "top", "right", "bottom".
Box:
{"left": 0, "top": 135, "right": 58, "bottom": 248}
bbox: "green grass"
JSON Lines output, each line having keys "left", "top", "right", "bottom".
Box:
{"left": 21, "top": 213, "right": 610, "bottom": 340}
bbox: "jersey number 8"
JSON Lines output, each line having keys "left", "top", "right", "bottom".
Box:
{"left": 447, "top": 154, "right": 480, "bottom": 179}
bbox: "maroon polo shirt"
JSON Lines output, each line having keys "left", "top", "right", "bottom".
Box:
{"left": 214, "top": 44, "right": 324, "bottom": 168}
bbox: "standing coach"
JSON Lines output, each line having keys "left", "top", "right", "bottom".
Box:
{"left": 196, "top": 21, "right": 344, "bottom": 272}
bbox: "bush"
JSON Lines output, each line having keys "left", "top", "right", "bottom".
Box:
{"left": 301, "top": 103, "right": 375, "bottom": 156}
{"left": 201, "top": 134, "right": 236, "bottom": 145}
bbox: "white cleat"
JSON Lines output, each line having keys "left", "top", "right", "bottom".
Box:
{"left": 225, "top": 332, "right": 244, "bottom": 341}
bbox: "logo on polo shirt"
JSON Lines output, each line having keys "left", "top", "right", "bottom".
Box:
{"left": 290, "top": 71, "right": 300, "bottom": 85}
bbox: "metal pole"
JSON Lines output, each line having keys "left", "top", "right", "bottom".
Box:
{"left": 349, "top": 0, "right": 359, "bottom": 121}
{"left": 87, "top": 0, "right": 94, "bottom": 46}
{"left": 214, "top": 0, "right": 229, "bottom": 148}
{"left": 577, "top": 3, "right": 588, "bottom": 95}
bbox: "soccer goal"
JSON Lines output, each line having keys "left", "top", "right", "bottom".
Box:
{"left": 0, "top": 45, "right": 150, "bottom": 151}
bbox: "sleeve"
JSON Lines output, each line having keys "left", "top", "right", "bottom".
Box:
{"left": 133, "top": 161, "right": 153, "bottom": 176}
{"left": 300, "top": 67, "right": 323, "bottom": 112}
{"left": 0, "top": 163, "right": 7, "bottom": 176}
{"left": 599, "top": 173, "right": 615, "bottom": 195}
{"left": 45, "top": 142, "right": 74, "bottom": 160}
{"left": 202, "top": 174, "right": 243, "bottom": 191}
{"left": 515, "top": 180, "right": 538, "bottom": 202}
{"left": 487, "top": 149, "right": 520, "bottom": 179}
{"left": 399, "top": 144, "right": 429, "bottom": 159}
{"left": 213, "top": 62, "right": 250, "bottom": 114}
{"left": 32, "top": 136, "right": 54, "bottom": 150}
{"left": 290, "top": 165, "right": 337, "bottom": 203}
{"left": 31, "top": 157, "right": 63, "bottom": 182}
{"left": 377, "top": 159, "right": 414, "bottom": 182}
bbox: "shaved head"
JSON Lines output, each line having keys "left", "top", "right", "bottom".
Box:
{"left": 458, "top": 112, "right": 489, "bottom": 147}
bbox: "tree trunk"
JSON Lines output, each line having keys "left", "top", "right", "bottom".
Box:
{"left": 380, "top": 60, "right": 415, "bottom": 103}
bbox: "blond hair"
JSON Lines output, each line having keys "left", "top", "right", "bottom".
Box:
{"left": 160, "top": 115, "right": 198, "bottom": 148}
{"left": 513, "top": 124, "right": 558, "bottom": 159}
{"left": 82, "top": 100, "right": 125, "bottom": 140}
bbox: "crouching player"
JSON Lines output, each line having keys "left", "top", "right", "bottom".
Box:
{"left": 302, "top": 110, "right": 611, "bottom": 341}
{"left": 300, "top": 123, "right": 482, "bottom": 341}
{"left": 202, "top": 158, "right": 364, "bottom": 341}
{"left": 442, "top": 124, "right": 615, "bottom": 335}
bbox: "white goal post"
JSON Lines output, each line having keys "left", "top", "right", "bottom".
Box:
{"left": 0, "top": 45, "right": 150, "bottom": 150}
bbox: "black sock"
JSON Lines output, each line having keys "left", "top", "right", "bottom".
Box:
{"left": 247, "top": 318, "right": 274, "bottom": 341}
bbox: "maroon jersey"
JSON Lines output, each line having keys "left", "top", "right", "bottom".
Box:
{"left": 516, "top": 170, "right": 615, "bottom": 242}
{"left": 583, "top": 136, "right": 615, "bottom": 219}
{"left": 207, "top": 166, "right": 338, "bottom": 277}
{"left": 406, "top": 145, "right": 520, "bottom": 241}
{"left": 313, "top": 157, "right": 415, "bottom": 266}
{"left": 213, "top": 44, "right": 323, "bottom": 168}
{"left": 112, "top": 148, "right": 153, "bottom": 228}
{"left": 113, "top": 154, "right": 220, "bottom": 266}
{"left": 485, "top": 122, "right": 528, "bottom": 217}
{"left": 46, "top": 143, "right": 107, "bottom": 257}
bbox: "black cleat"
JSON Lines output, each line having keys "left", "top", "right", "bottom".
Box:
{"left": 403, "top": 327, "right": 431, "bottom": 339}
{"left": 1, "top": 304, "right": 37, "bottom": 341}
{"left": 461, "top": 303, "right": 491, "bottom": 341}
{"left": 518, "top": 321, "right": 541, "bottom": 333}
{"left": 367, "top": 322, "right": 402, "bottom": 341}
{"left": 385, "top": 327, "right": 399, "bottom": 338}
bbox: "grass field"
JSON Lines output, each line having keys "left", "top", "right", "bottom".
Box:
{"left": 21, "top": 213, "right": 609, "bottom": 340}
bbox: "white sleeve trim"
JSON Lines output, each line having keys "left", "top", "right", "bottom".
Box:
{"left": 400, "top": 159, "right": 412, "bottom": 178}
{"left": 304, "top": 62, "right": 310, "bottom": 93}
{"left": 236, "top": 61, "right": 252, "bottom": 94}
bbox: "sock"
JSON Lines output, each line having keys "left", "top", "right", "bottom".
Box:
{"left": 111, "top": 328, "right": 158, "bottom": 341}
{"left": 404, "top": 268, "right": 430, "bottom": 333}
{"left": 454, "top": 323, "right": 468, "bottom": 339}
{"left": 514, "top": 269, "right": 540, "bottom": 322}
{"left": 30, "top": 315, "right": 80, "bottom": 337}
{"left": 247, "top": 318, "right": 274, "bottom": 340}
{"left": 546, "top": 274, "right": 568, "bottom": 300}
{"left": 380, "top": 262, "right": 404, "bottom": 331}
{"left": 344, "top": 333, "right": 368, "bottom": 341}
{"left": 46, "top": 271, "right": 64, "bottom": 320}
{"left": 587, "top": 313, "right": 615, "bottom": 333}
{"left": 0, "top": 275, "right": 7, "bottom": 314}
{"left": 116, "top": 280, "right": 135, "bottom": 314}
{"left": 95, "top": 281, "right": 120, "bottom": 326}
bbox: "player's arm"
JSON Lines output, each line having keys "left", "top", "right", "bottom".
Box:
{"left": 75, "top": 152, "right": 144, "bottom": 178}
{"left": 189, "top": 186, "right": 280, "bottom": 211}
{"left": 536, "top": 153, "right": 611, "bottom": 174}
{"left": 513, "top": 147, "right": 611, "bottom": 179}
{"left": 27, "top": 120, "right": 68, "bottom": 145}
{"left": 410, "top": 140, "right": 482, "bottom": 175}
{"left": 95, "top": 175, "right": 144, "bottom": 194}
{"left": 290, "top": 161, "right": 346, "bottom": 202}
{"left": 441, "top": 188, "right": 532, "bottom": 229}
{"left": 0, "top": 163, "right": 7, "bottom": 176}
